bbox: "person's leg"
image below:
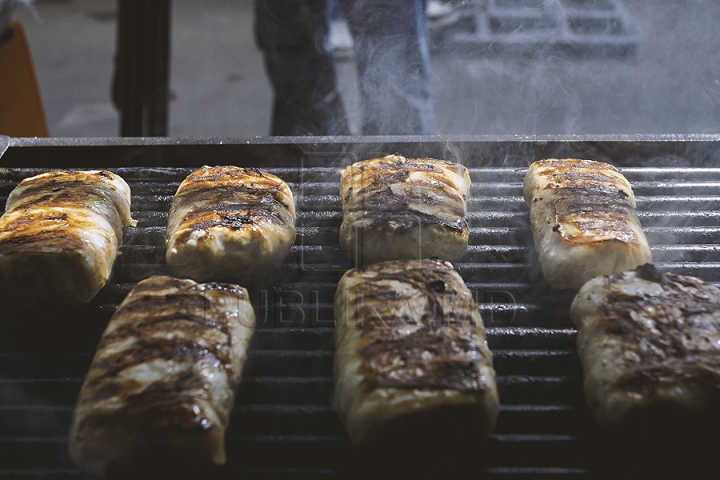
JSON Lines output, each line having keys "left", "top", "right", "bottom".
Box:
{"left": 327, "top": 0, "right": 344, "bottom": 20}
{"left": 254, "top": 0, "right": 349, "bottom": 136}
{"left": 340, "top": 0, "right": 434, "bottom": 135}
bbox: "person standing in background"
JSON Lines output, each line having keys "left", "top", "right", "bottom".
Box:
{"left": 254, "top": 0, "right": 433, "bottom": 136}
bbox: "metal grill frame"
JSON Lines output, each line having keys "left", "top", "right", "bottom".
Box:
{"left": 1, "top": 134, "right": 720, "bottom": 479}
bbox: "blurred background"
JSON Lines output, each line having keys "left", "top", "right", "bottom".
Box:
{"left": 6, "top": 0, "right": 720, "bottom": 137}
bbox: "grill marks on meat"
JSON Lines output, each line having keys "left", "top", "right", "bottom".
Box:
{"left": 175, "top": 203, "right": 284, "bottom": 244}
{"left": 0, "top": 225, "right": 84, "bottom": 254}
{"left": 350, "top": 265, "right": 487, "bottom": 392}
{"left": 339, "top": 155, "right": 470, "bottom": 265}
{"left": 524, "top": 159, "right": 651, "bottom": 289}
{"left": 166, "top": 166, "right": 296, "bottom": 281}
{"left": 360, "top": 324, "right": 487, "bottom": 392}
{"left": 551, "top": 188, "right": 639, "bottom": 246}
{"left": 571, "top": 265, "right": 720, "bottom": 427}
{"left": 69, "top": 275, "right": 255, "bottom": 474}
{"left": 529, "top": 160, "right": 639, "bottom": 244}
{"left": 600, "top": 265, "right": 720, "bottom": 393}
{"left": 0, "top": 170, "right": 135, "bottom": 309}
{"left": 334, "top": 259, "right": 499, "bottom": 446}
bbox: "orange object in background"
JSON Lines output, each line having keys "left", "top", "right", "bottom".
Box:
{"left": 0, "top": 21, "right": 48, "bottom": 137}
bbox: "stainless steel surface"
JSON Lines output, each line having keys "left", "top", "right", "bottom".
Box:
{"left": 1, "top": 136, "right": 719, "bottom": 478}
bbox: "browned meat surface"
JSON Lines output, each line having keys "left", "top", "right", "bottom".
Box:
{"left": 339, "top": 154, "right": 470, "bottom": 265}
{"left": 68, "top": 275, "right": 255, "bottom": 475}
{"left": 0, "top": 170, "right": 135, "bottom": 309}
{"left": 524, "top": 158, "right": 651, "bottom": 289}
{"left": 571, "top": 264, "right": 720, "bottom": 428}
{"left": 334, "top": 258, "right": 498, "bottom": 447}
{"left": 166, "top": 166, "right": 296, "bottom": 281}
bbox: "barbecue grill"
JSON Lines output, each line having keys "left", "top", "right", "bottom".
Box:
{"left": 1, "top": 134, "right": 720, "bottom": 479}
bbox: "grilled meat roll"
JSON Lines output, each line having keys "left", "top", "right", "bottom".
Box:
{"left": 524, "top": 158, "right": 651, "bottom": 289}
{"left": 166, "top": 166, "right": 296, "bottom": 282}
{"left": 69, "top": 275, "right": 255, "bottom": 474}
{"left": 571, "top": 264, "right": 720, "bottom": 429}
{"left": 339, "top": 154, "right": 470, "bottom": 266}
{"left": 0, "top": 170, "right": 135, "bottom": 310}
{"left": 334, "top": 259, "right": 498, "bottom": 447}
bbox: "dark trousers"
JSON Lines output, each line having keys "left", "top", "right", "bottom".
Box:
{"left": 254, "top": 0, "right": 433, "bottom": 136}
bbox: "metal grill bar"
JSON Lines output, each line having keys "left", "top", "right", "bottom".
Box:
{"left": 1, "top": 137, "right": 720, "bottom": 478}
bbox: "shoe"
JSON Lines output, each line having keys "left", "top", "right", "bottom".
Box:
{"left": 428, "top": 0, "right": 455, "bottom": 19}
{"left": 428, "top": 0, "right": 463, "bottom": 30}
{"left": 328, "top": 19, "right": 354, "bottom": 60}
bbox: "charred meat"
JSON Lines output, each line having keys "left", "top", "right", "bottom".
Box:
{"left": 0, "top": 170, "right": 135, "bottom": 310}
{"left": 333, "top": 258, "right": 498, "bottom": 447}
{"left": 524, "top": 158, "right": 651, "bottom": 289}
{"left": 166, "top": 166, "right": 296, "bottom": 281}
{"left": 339, "top": 154, "right": 470, "bottom": 266}
{"left": 69, "top": 275, "right": 255, "bottom": 474}
{"left": 571, "top": 264, "right": 720, "bottom": 429}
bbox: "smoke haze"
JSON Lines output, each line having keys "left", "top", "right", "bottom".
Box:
{"left": 431, "top": 0, "right": 720, "bottom": 136}
{"left": 13, "top": 0, "right": 720, "bottom": 137}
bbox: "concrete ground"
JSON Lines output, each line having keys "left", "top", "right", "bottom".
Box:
{"left": 12, "top": 0, "right": 720, "bottom": 137}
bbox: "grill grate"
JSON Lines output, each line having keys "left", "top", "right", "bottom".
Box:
{"left": 1, "top": 137, "right": 720, "bottom": 478}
